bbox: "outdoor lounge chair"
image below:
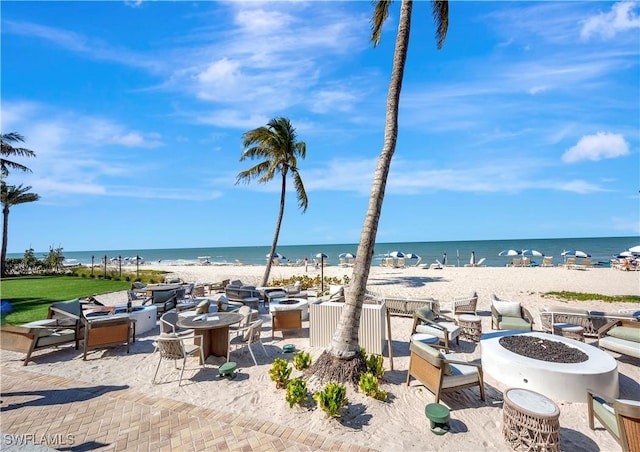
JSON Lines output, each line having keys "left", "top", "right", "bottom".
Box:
{"left": 452, "top": 293, "right": 478, "bottom": 316}
{"left": 0, "top": 299, "right": 84, "bottom": 365}
{"left": 490, "top": 295, "right": 534, "bottom": 331}
{"left": 587, "top": 389, "right": 640, "bottom": 452}
{"left": 411, "top": 307, "right": 460, "bottom": 351}
{"left": 143, "top": 289, "right": 178, "bottom": 317}
{"left": 406, "top": 339, "right": 485, "bottom": 404}
{"left": 160, "top": 312, "right": 193, "bottom": 337}
{"left": 83, "top": 314, "right": 136, "bottom": 360}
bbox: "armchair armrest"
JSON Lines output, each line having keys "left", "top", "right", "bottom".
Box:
{"left": 597, "top": 320, "right": 621, "bottom": 338}
{"left": 443, "top": 358, "right": 482, "bottom": 369}
{"left": 522, "top": 307, "right": 535, "bottom": 325}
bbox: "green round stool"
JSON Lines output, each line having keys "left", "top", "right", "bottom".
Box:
{"left": 219, "top": 361, "right": 237, "bottom": 378}
{"left": 425, "top": 403, "right": 450, "bottom": 435}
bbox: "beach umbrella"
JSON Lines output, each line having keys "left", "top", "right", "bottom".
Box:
{"left": 389, "top": 251, "right": 405, "bottom": 258}
{"left": 499, "top": 249, "right": 521, "bottom": 257}
{"left": 405, "top": 253, "right": 422, "bottom": 266}
{"left": 338, "top": 252, "right": 356, "bottom": 259}
{"left": 628, "top": 245, "right": 640, "bottom": 255}
{"left": 316, "top": 252, "right": 328, "bottom": 293}
{"left": 470, "top": 251, "right": 476, "bottom": 265}
{"left": 617, "top": 251, "right": 634, "bottom": 258}
{"left": 561, "top": 250, "right": 590, "bottom": 258}
{"left": 266, "top": 252, "right": 286, "bottom": 260}
{"left": 442, "top": 253, "right": 448, "bottom": 265}
{"left": 521, "top": 249, "right": 544, "bottom": 257}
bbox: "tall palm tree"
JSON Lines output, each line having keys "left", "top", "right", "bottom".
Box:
{"left": 309, "top": 0, "right": 448, "bottom": 384}
{"left": 1, "top": 132, "right": 36, "bottom": 177}
{"left": 1, "top": 182, "right": 40, "bottom": 277}
{"left": 236, "top": 117, "right": 308, "bottom": 287}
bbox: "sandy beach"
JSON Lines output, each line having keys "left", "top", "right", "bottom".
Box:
{"left": 2, "top": 264, "right": 639, "bottom": 451}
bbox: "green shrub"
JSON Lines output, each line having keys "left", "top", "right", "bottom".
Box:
{"left": 285, "top": 378, "right": 308, "bottom": 408}
{"left": 292, "top": 351, "right": 312, "bottom": 371}
{"left": 365, "top": 353, "right": 385, "bottom": 379}
{"left": 269, "top": 358, "right": 292, "bottom": 389}
{"left": 313, "top": 383, "right": 348, "bottom": 418}
{"left": 358, "top": 372, "right": 387, "bottom": 401}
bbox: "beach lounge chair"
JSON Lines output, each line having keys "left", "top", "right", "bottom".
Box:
{"left": 228, "top": 319, "right": 266, "bottom": 366}
{"left": 542, "top": 256, "right": 554, "bottom": 267}
{"left": 464, "top": 258, "right": 486, "bottom": 268}
{"left": 153, "top": 333, "right": 204, "bottom": 385}
{"left": 490, "top": 296, "right": 534, "bottom": 331}
{"left": 406, "top": 338, "right": 485, "bottom": 404}
{"left": 510, "top": 257, "right": 523, "bottom": 267}
{"left": 411, "top": 307, "right": 460, "bottom": 351}
{"left": 587, "top": 389, "right": 640, "bottom": 452}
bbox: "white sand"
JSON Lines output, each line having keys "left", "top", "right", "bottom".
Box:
{"left": 3, "top": 264, "right": 639, "bottom": 451}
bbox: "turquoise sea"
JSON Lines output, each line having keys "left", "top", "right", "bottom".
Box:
{"left": 8, "top": 236, "right": 638, "bottom": 268}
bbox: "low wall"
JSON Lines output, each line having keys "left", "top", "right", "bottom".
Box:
{"left": 309, "top": 301, "right": 386, "bottom": 355}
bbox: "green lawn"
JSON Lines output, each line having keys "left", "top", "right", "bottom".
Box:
{"left": 1, "top": 276, "right": 130, "bottom": 325}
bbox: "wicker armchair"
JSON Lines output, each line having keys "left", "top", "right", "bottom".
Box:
{"left": 452, "top": 293, "right": 478, "bottom": 316}
{"left": 411, "top": 307, "right": 460, "bottom": 351}
{"left": 587, "top": 389, "right": 640, "bottom": 452}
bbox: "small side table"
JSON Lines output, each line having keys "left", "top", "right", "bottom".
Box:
{"left": 503, "top": 388, "right": 560, "bottom": 451}
{"left": 552, "top": 323, "right": 585, "bottom": 342}
{"left": 243, "top": 297, "right": 260, "bottom": 311}
{"left": 458, "top": 314, "right": 482, "bottom": 342}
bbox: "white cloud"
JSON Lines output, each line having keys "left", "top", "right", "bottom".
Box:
{"left": 581, "top": 2, "right": 640, "bottom": 41}
{"left": 562, "top": 132, "right": 630, "bottom": 163}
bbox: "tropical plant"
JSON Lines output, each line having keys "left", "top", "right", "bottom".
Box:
{"left": 43, "top": 246, "right": 65, "bottom": 272}
{"left": 292, "top": 351, "right": 312, "bottom": 371}
{"left": 358, "top": 372, "right": 387, "bottom": 401}
{"left": 313, "top": 382, "right": 348, "bottom": 418}
{"left": 285, "top": 378, "right": 309, "bottom": 408}
{"left": 1, "top": 182, "right": 40, "bottom": 277}
{"left": 365, "top": 352, "right": 385, "bottom": 379}
{"left": 236, "top": 117, "right": 308, "bottom": 288}
{"left": 308, "top": 0, "right": 449, "bottom": 384}
{"left": 269, "top": 357, "right": 292, "bottom": 389}
{"left": 1, "top": 132, "right": 36, "bottom": 177}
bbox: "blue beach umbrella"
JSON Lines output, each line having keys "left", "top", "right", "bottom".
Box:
{"left": 405, "top": 253, "right": 422, "bottom": 266}
{"left": 561, "top": 250, "right": 590, "bottom": 258}
{"left": 338, "top": 252, "right": 356, "bottom": 259}
{"left": 389, "top": 251, "right": 405, "bottom": 258}
{"left": 521, "top": 249, "right": 544, "bottom": 257}
{"left": 499, "top": 249, "right": 521, "bottom": 257}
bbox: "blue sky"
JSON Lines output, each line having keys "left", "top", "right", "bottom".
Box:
{"left": 2, "top": 1, "right": 639, "bottom": 254}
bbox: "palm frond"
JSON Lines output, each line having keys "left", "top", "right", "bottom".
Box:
{"left": 431, "top": 0, "right": 449, "bottom": 49}
{"left": 292, "top": 170, "right": 308, "bottom": 212}
{"left": 371, "top": 0, "right": 392, "bottom": 47}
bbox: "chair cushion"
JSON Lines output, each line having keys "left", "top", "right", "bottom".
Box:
{"left": 591, "top": 397, "right": 619, "bottom": 438}
{"left": 493, "top": 300, "right": 522, "bottom": 317}
{"left": 36, "top": 329, "right": 76, "bottom": 347}
{"left": 441, "top": 363, "right": 480, "bottom": 388}
{"left": 606, "top": 326, "right": 640, "bottom": 343}
{"left": 50, "top": 299, "right": 82, "bottom": 317}
{"left": 409, "top": 341, "right": 452, "bottom": 375}
{"left": 415, "top": 307, "right": 435, "bottom": 321}
{"left": 498, "top": 316, "right": 532, "bottom": 331}
{"left": 416, "top": 322, "right": 461, "bottom": 341}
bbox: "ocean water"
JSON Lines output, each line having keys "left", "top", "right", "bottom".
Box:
{"left": 8, "top": 236, "right": 637, "bottom": 268}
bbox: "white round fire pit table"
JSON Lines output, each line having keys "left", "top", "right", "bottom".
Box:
{"left": 269, "top": 298, "right": 309, "bottom": 321}
{"left": 481, "top": 331, "right": 618, "bottom": 402}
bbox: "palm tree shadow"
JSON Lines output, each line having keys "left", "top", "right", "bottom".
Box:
{"left": 1, "top": 385, "right": 128, "bottom": 412}
{"left": 337, "top": 402, "right": 372, "bottom": 430}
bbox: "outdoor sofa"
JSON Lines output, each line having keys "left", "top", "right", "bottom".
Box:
{"left": 539, "top": 306, "right": 639, "bottom": 337}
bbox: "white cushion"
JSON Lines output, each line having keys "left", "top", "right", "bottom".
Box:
{"left": 329, "top": 285, "right": 344, "bottom": 297}
{"left": 493, "top": 300, "right": 522, "bottom": 317}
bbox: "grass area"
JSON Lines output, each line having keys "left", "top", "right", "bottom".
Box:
{"left": 542, "top": 291, "right": 640, "bottom": 304}
{"left": 1, "top": 276, "right": 130, "bottom": 325}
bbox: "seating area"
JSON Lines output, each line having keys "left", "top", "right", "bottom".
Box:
{"left": 540, "top": 305, "right": 639, "bottom": 337}
{"left": 587, "top": 389, "right": 640, "bottom": 451}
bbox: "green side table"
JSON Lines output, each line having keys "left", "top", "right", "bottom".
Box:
{"left": 425, "top": 403, "right": 450, "bottom": 435}
{"left": 219, "top": 361, "right": 237, "bottom": 378}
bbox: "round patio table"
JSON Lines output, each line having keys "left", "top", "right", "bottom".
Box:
{"left": 177, "top": 313, "right": 243, "bottom": 363}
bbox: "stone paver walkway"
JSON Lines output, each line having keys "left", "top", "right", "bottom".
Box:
{"left": 1, "top": 368, "right": 376, "bottom": 451}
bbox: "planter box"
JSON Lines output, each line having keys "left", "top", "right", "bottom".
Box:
{"left": 309, "top": 301, "right": 386, "bottom": 355}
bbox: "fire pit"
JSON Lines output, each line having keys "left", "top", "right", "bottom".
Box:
{"left": 481, "top": 332, "right": 618, "bottom": 402}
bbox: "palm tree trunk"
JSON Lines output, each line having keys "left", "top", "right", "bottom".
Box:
{"left": 261, "top": 171, "right": 288, "bottom": 287}
{"left": 310, "top": 0, "right": 413, "bottom": 383}
{"left": 1, "top": 207, "right": 9, "bottom": 277}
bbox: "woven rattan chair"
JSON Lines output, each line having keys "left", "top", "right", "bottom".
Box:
{"left": 228, "top": 319, "right": 266, "bottom": 366}
{"left": 588, "top": 389, "right": 640, "bottom": 452}
{"left": 452, "top": 293, "right": 478, "bottom": 316}
{"left": 411, "top": 307, "right": 460, "bottom": 351}
{"left": 159, "top": 312, "right": 193, "bottom": 337}
{"left": 153, "top": 334, "right": 204, "bottom": 385}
